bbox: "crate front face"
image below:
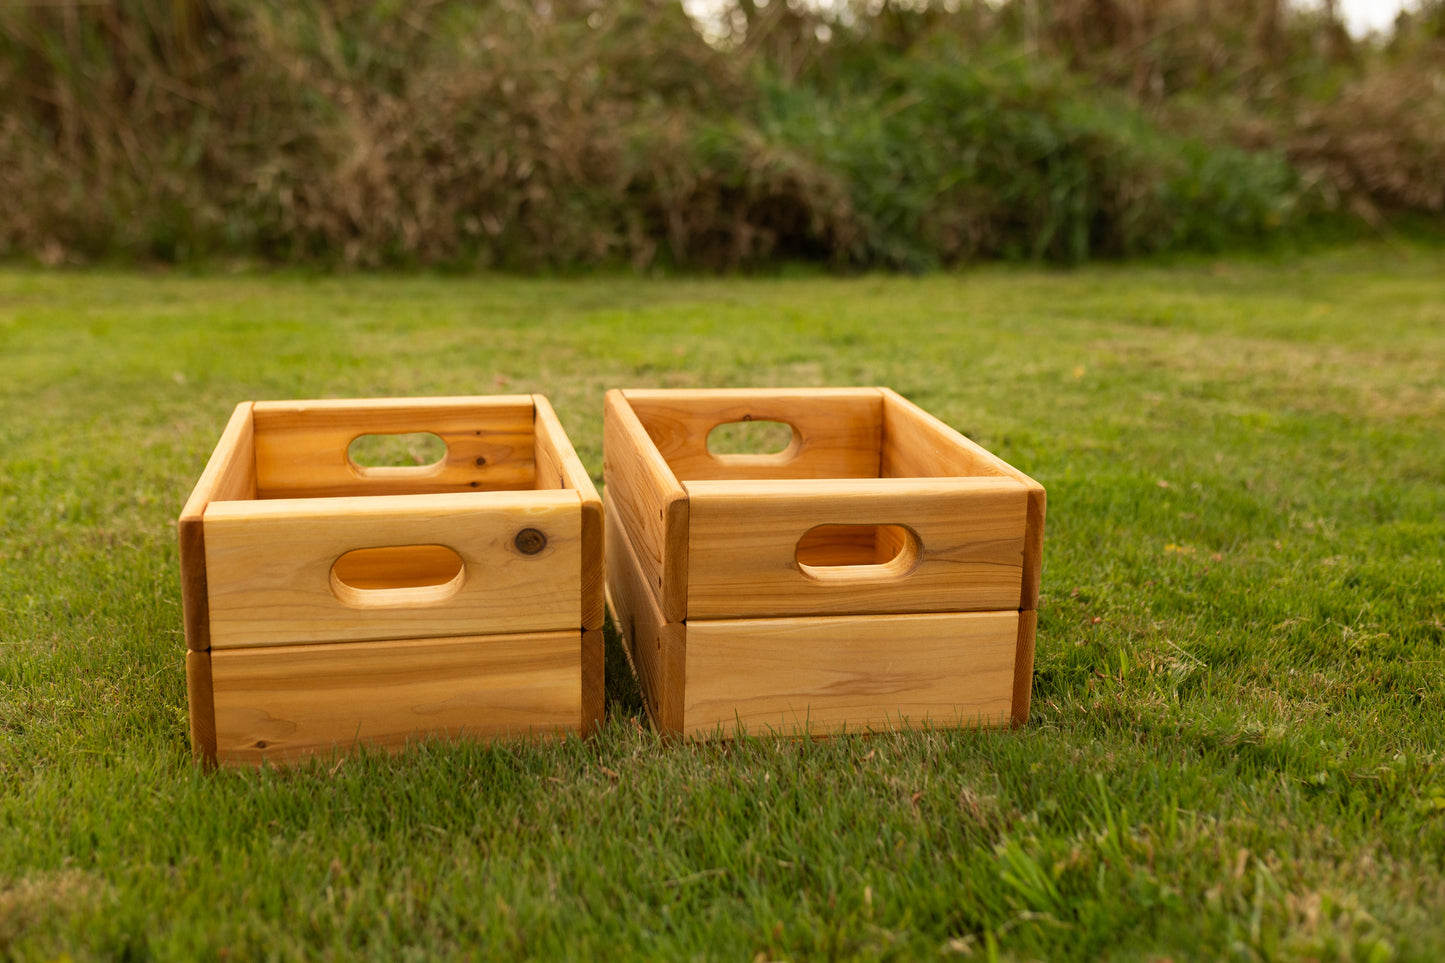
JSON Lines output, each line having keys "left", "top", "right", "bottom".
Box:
{"left": 605, "top": 389, "right": 1037, "bottom": 621}
{"left": 605, "top": 488, "right": 1023, "bottom": 738}
{"left": 684, "top": 476, "right": 1027, "bottom": 618}
{"left": 204, "top": 489, "right": 584, "bottom": 648}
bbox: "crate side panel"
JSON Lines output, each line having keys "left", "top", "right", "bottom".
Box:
{"left": 603, "top": 390, "right": 689, "bottom": 622}
{"left": 684, "top": 611, "right": 1019, "bottom": 738}
{"left": 211, "top": 630, "right": 582, "bottom": 766}
{"left": 685, "top": 477, "right": 1027, "bottom": 618}
{"left": 604, "top": 492, "right": 685, "bottom": 733}
{"left": 204, "top": 490, "right": 581, "bottom": 648}
{"left": 253, "top": 397, "right": 536, "bottom": 498}
{"left": 179, "top": 402, "right": 256, "bottom": 652}
{"left": 623, "top": 388, "right": 883, "bottom": 481}
{"left": 878, "top": 390, "right": 1010, "bottom": 479}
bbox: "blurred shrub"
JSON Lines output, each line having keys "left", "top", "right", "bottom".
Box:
{"left": 0, "top": 0, "right": 1438, "bottom": 268}
{"left": 756, "top": 48, "right": 1301, "bottom": 267}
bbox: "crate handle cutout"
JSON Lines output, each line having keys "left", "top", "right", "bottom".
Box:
{"left": 329, "top": 544, "right": 466, "bottom": 607}
{"left": 347, "top": 432, "right": 448, "bottom": 476}
{"left": 705, "top": 419, "right": 799, "bottom": 466}
{"left": 794, "top": 524, "right": 920, "bottom": 583}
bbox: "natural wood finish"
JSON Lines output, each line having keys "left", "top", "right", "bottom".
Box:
{"left": 1012, "top": 610, "right": 1037, "bottom": 727}
{"left": 533, "top": 395, "right": 604, "bottom": 630}
{"left": 252, "top": 396, "right": 536, "bottom": 499}
{"left": 604, "top": 492, "right": 685, "bottom": 731}
{"left": 880, "top": 389, "right": 1046, "bottom": 611}
{"left": 683, "top": 611, "right": 1019, "bottom": 739}
{"left": 603, "top": 390, "right": 689, "bottom": 621}
{"left": 878, "top": 391, "right": 1008, "bottom": 479}
{"left": 621, "top": 387, "right": 883, "bottom": 481}
{"left": 581, "top": 627, "right": 605, "bottom": 737}
{"left": 186, "top": 649, "right": 217, "bottom": 767}
{"left": 210, "top": 631, "right": 582, "bottom": 766}
{"left": 601, "top": 386, "right": 1045, "bottom": 742}
{"left": 178, "top": 402, "right": 257, "bottom": 652}
{"left": 683, "top": 476, "right": 1027, "bottom": 618}
{"left": 329, "top": 544, "right": 464, "bottom": 589}
{"left": 204, "top": 490, "right": 582, "bottom": 648}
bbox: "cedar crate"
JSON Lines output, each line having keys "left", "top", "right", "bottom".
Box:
{"left": 179, "top": 396, "right": 603, "bottom": 767}
{"left": 603, "top": 387, "right": 1045, "bottom": 739}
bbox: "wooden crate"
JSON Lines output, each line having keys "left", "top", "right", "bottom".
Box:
{"left": 179, "top": 395, "right": 603, "bottom": 766}
{"left": 603, "top": 387, "right": 1044, "bottom": 739}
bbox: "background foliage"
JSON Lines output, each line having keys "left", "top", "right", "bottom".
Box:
{"left": 1, "top": 0, "right": 1442, "bottom": 269}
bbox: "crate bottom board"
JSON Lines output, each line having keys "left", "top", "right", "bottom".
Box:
{"left": 606, "top": 512, "right": 1030, "bottom": 740}
{"left": 193, "top": 630, "right": 595, "bottom": 766}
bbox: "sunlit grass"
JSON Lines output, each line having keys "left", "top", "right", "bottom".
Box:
{"left": 1, "top": 242, "right": 1442, "bottom": 960}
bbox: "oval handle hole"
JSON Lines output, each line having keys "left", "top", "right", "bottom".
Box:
{"left": 706, "top": 419, "right": 798, "bottom": 462}
{"left": 795, "top": 524, "right": 919, "bottom": 582}
{"left": 330, "top": 544, "right": 465, "bottom": 607}
{"left": 348, "top": 432, "right": 447, "bottom": 470}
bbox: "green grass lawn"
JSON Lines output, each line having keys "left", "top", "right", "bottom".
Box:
{"left": 1, "top": 245, "right": 1442, "bottom": 961}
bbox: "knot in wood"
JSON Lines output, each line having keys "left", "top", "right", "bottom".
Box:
{"left": 514, "top": 528, "right": 547, "bottom": 555}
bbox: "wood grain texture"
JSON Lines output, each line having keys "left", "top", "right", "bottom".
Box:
{"left": 186, "top": 649, "right": 217, "bottom": 767}
{"left": 203, "top": 490, "right": 582, "bottom": 648}
{"left": 683, "top": 611, "right": 1020, "bottom": 739}
{"left": 252, "top": 396, "right": 536, "bottom": 498}
{"left": 210, "top": 631, "right": 582, "bottom": 766}
{"left": 682, "top": 476, "right": 1028, "bottom": 618}
{"left": 533, "top": 394, "right": 604, "bottom": 630}
{"left": 178, "top": 402, "right": 256, "bottom": 652}
{"left": 604, "top": 491, "right": 685, "bottom": 732}
{"left": 603, "top": 390, "right": 689, "bottom": 622}
{"left": 1012, "top": 609, "right": 1037, "bottom": 728}
{"left": 621, "top": 387, "right": 883, "bottom": 481}
{"left": 880, "top": 389, "right": 1046, "bottom": 610}
{"left": 581, "top": 627, "right": 605, "bottom": 737}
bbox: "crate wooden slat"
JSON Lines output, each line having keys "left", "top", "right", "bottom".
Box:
{"left": 204, "top": 490, "right": 583, "bottom": 648}
{"left": 685, "top": 614, "right": 1018, "bottom": 736}
{"left": 623, "top": 387, "right": 883, "bottom": 480}
{"left": 211, "top": 631, "right": 582, "bottom": 766}
{"left": 179, "top": 394, "right": 602, "bottom": 766}
{"left": 682, "top": 476, "right": 1028, "bottom": 619}
{"left": 603, "top": 387, "right": 1045, "bottom": 739}
{"left": 252, "top": 396, "right": 536, "bottom": 498}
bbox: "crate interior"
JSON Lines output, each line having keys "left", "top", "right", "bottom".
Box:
{"left": 624, "top": 389, "right": 1012, "bottom": 570}
{"left": 201, "top": 397, "right": 572, "bottom": 594}
{"left": 628, "top": 391, "right": 1009, "bottom": 483}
